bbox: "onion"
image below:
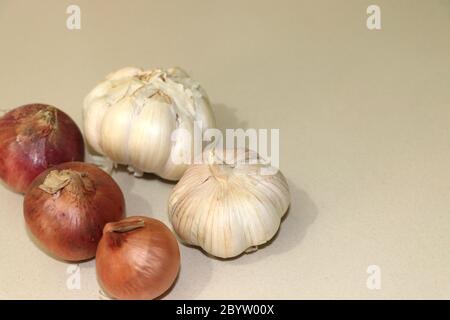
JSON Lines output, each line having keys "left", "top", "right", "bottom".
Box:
{"left": 96, "top": 216, "right": 180, "bottom": 300}
{"left": 23, "top": 162, "right": 125, "bottom": 261}
{"left": 0, "top": 104, "right": 84, "bottom": 193}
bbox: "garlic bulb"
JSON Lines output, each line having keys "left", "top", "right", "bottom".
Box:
{"left": 83, "top": 67, "right": 216, "bottom": 180}
{"left": 168, "top": 149, "right": 291, "bottom": 258}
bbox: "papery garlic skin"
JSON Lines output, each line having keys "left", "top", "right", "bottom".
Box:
{"left": 83, "top": 67, "right": 216, "bottom": 180}
{"left": 168, "top": 150, "right": 291, "bottom": 258}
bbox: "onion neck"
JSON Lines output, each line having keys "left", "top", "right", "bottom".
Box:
{"left": 39, "top": 169, "right": 95, "bottom": 195}
{"left": 18, "top": 106, "right": 57, "bottom": 138}
{"left": 104, "top": 219, "right": 145, "bottom": 248}
{"left": 36, "top": 107, "right": 57, "bottom": 127}
{"left": 105, "top": 218, "right": 145, "bottom": 234}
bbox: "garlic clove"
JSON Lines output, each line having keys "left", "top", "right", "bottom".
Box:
{"left": 99, "top": 97, "right": 135, "bottom": 164}
{"left": 83, "top": 97, "right": 109, "bottom": 155}
{"left": 128, "top": 94, "right": 175, "bottom": 174}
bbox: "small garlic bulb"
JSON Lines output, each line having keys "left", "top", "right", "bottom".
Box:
{"left": 83, "top": 67, "right": 216, "bottom": 180}
{"left": 168, "top": 149, "right": 290, "bottom": 258}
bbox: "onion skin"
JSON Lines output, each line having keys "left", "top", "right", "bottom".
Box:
{"left": 0, "top": 104, "right": 84, "bottom": 193}
{"left": 24, "top": 162, "right": 125, "bottom": 261}
{"left": 96, "top": 216, "right": 180, "bottom": 300}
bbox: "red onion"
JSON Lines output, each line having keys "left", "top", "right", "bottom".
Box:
{"left": 24, "top": 162, "right": 125, "bottom": 261}
{"left": 96, "top": 216, "right": 180, "bottom": 300}
{"left": 0, "top": 104, "right": 84, "bottom": 193}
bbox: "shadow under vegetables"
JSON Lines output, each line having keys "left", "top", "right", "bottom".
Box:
{"left": 204, "top": 180, "right": 318, "bottom": 265}
{"left": 158, "top": 247, "right": 213, "bottom": 300}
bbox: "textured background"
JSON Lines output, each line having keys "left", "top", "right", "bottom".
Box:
{"left": 0, "top": 0, "right": 449, "bottom": 299}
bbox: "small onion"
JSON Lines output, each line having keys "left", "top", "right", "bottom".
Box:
{"left": 24, "top": 162, "right": 125, "bottom": 261}
{"left": 0, "top": 104, "right": 84, "bottom": 193}
{"left": 96, "top": 216, "right": 180, "bottom": 300}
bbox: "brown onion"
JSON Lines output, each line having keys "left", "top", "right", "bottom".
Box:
{"left": 96, "top": 216, "right": 180, "bottom": 300}
{"left": 0, "top": 103, "right": 84, "bottom": 193}
{"left": 24, "top": 162, "right": 125, "bottom": 261}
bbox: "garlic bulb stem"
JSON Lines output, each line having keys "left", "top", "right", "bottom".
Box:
{"left": 208, "top": 164, "right": 232, "bottom": 182}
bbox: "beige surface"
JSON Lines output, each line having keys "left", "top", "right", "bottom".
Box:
{"left": 1, "top": 0, "right": 450, "bottom": 299}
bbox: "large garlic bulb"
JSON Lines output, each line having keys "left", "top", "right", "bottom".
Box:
{"left": 83, "top": 67, "right": 216, "bottom": 180}
{"left": 168, "top": 149, "right": 291, "bottom": 258}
